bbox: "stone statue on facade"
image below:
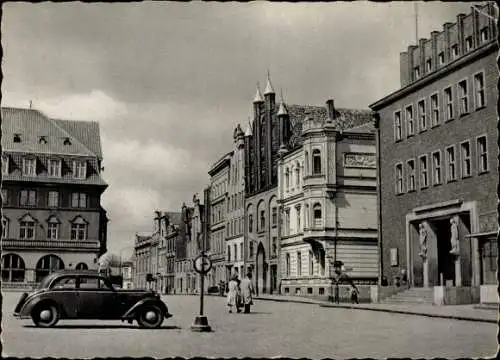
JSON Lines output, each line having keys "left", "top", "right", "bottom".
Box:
{"left": 418, "top": 223, "right": 427, "bottom": 259}
{"left": 449, "top": 218, "right": 460, "bottom": 255}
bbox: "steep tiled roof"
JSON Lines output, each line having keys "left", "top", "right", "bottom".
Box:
{"left": 281, "top": 103, "right": 372, "bottom": 148}
{"left": 343, "top": 121, "right": 375, "bottom": 133}
{"left": 1, "top": 107, "right": 102, "bottom": 158}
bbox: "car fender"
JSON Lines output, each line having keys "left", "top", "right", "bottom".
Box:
{"left": 122, "top": 299, "right": 170, "bottom": 319}
{"left": 19, "top": 294, "right": 60, "bottom": 318}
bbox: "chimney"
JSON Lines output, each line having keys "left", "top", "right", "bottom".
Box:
{"left": 326, "top": 99, "right": 335, "bottom": 121}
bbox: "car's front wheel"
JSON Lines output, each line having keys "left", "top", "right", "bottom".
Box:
{"left": 137, "top": 304, "right": 164, "bottom": 329}
{"left": 32, "top": 303, "right": 59, "bottom": 328}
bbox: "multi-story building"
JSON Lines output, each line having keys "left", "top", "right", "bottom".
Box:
{"left": 1, "top": 107, "right": 108, "bottom": 287}
{"left": 225, "top": 125, "right": 246, "bottom": 279}
{"left": 155, "top": 211, "right": 182, "bottom": 294}
{"left": 174, "top": 203, "right": 193, "bottom": 294}
{"left": 121, "top": 259, "right": 134, "bottom": 289}
{"left": 208, "top": 152, "right": 230, "bottom": 287}
{"left": 277, "top": 99, "right": 376, "bottom": 299}
{"left": 134, "top": 232, "right": 153, "bottom": 290}
{"left": 370, "top": 3, "right": 498, "bottom": 304}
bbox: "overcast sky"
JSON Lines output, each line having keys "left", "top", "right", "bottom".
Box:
{"left": 2, "top": 1, "right": 484, "bottom": 257}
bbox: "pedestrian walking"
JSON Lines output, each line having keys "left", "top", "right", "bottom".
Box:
{"left": 226, "top": 274, "right": 240, "bottom": 313}
{"left": 350, "top": 284, "right": 359, "bottom": 304}
{"left": 240, "top": 272, "right": 255, "bottom": 314}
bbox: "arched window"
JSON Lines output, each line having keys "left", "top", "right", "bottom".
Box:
{"left": 313, "top": 203, "right": 322, "bottom": 227}
{"left": 75, "top": 262, "right": 88, "bottom": 270}
{"left": 312, "top": 149, "right": 322, "bottom": 175}
{"left": 249, "top": 214, "right": 253, "bottom": 233}
{"left": 2, "top": 253, "right": 25, "bottom": 282}
{"left": 286, "top": 253, "right": 290, "bottom": 277}
{"left": 36, "top": 254, "right": 65, "bottom": 282}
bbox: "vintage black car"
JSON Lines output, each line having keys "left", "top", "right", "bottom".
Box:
{"left": 13, "top": 270, "right": 172, "bottom": 329}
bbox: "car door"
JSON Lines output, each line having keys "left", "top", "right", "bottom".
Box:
{"left": 49, "top": 275, "right": 79, "bottom": 318}
{"left": 76, "top": 276, "right": 117, "bottom": 319}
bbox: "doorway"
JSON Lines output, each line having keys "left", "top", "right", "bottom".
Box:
{"left": 433, "top": 218, "right": 455, "bottom": 286}
{"left": 270, "top": 264, "right": 277, "bottom": 294}
{"left": 256, "top": 243, "right": 266, "bottom": 295}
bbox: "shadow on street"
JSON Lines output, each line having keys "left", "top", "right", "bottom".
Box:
{"left": 23, "top": 324, "right": 181, "bottom": 330}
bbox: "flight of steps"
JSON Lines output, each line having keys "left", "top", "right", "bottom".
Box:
{"left": 381, "top": 287, "right": 435, "bottom": 305}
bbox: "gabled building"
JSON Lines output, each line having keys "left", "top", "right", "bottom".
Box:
{"left": 370, "top": 3, "right": 498, "bottom": 304}
{"left": 175, "top": 203, "right": 193, "bottom": 293}
{"left": 1, "top": 107, "right": 108, "bottom": 287}
{"left": 277, "top": 99, "right": 377, "bottom": 299}
{"left": 155, "top": 211, "right": 182, "bottom": 294}
{"left": 225, "top": 125, "right": 246, "bottom": 279}
{"left": 208, "top": 151, "right": 231, "bottom": 287}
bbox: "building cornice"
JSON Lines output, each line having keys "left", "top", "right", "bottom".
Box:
{"left": 370, "top": 41, "right": 498, "bottom": 110}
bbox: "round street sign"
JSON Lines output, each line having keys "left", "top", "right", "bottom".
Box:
{"left": 193, "top": 254, "right": 212, "bottom": 274}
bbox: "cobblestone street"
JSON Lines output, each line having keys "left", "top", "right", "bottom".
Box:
{"left": 2, "top": 292, "right": 497, "bottom": 358}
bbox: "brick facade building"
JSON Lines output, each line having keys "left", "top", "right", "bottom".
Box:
{"left": 1, "top": 107, "right": 108, "bottom": 288}
{"left": 370, "top": 3, "right": 498, "bottom": 304}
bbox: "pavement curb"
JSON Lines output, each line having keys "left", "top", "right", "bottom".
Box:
{"left": 254, "top": 296, "right": 497, "bottom": 324}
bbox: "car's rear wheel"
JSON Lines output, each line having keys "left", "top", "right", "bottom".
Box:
{"left": 32, "top": 303, "right": 59, "bottom": 328}
{"left": 137, "top": 304, "right": 164, "bottom": 329}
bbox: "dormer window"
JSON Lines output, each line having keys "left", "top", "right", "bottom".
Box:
{"left": 465, "top": 36, "right": 473, "bottom": 52}
{"left": 39, "top": 136, "right": 48, "bottom": 144}
{"left": 63, "top": 138, "right": 72, "bottom": 146}
{"left": 2, "top": 156, "right": 9, "bottom": 174}
{"left": 451, "top": 44, "right": 459, "bottom": 59}
{"left": 480, "top": 27, "right": 489, "bottom": 43}
{"left": 73, "top": 160, "right": 87, "bottom": 179}
{"left": 22, "top": 158, "right": 36, "bottom": 177}
{"left": 414, "top": 66, "right": 420, "bottom": 80}
{"left": 48, "top": 159, "right": 62, "bottom": 178}
{"left": 13, "top": 134, "right": 21, "bottom": 143}
{"left": 425, "top": 59, "right": 432, "bottom": 73}
{"left": 438, "top": 52, "right": 445, "bottom": 65}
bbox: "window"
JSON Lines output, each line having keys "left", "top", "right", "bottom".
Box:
{"left": 47, "top": 218, "right": 59, "bottom": 240}
{"left": 73, "top": 160, "right": 87, "bottom": 179}
{"left": 2, "top": 217, "right": 9, "bottom": 239}
{"left": 312, "top": 149, "right": 321, "bottom": 175}
{"left": 234, "top": 244, "right": 238, "bottom": 261}
{"left": 48, "top": 159, "right": 61, "bottom": 177}
{"left": 297, "top": 252, "right": 302, "bottom": 276}
{"left": 407, "top": 160, "right": 415, "bottom": 192}
{"left": 71, "top": 217, "right": 87, "bottom": 240}
{"left": 13, "top": 134, "right": 21, "bottom": 143}
{"left": 446, "top": 146, "right": 457, "bottom": 182}
{"left": 406, "top": 105, "right": 414, "bottom": 136}
{"left": 1, "top": 254, "right": 25, "bottom": 283}
{"left": 304, "top": 152, "right": 309, "bottom": 174}
{"left": 477, "top": 136, "right": 488, "bottom": 174}
{"left": 395, "top": 163, "right": 403, "bottom": 194}
{"left": 248, "top": 214, "right": 253, "bottom": 233}
{"left": 285, "top": 168, "right": 290, "bottom": 190}
{"left": 286, "top": 253, "right": 290, "bottom": 277}
{"left": 36, "top": 255, "right": 64, "bottom": 282}
{"left": 272, "top": 207, "right": 277, "bottom": 226}
{"left": 474, "top": 72, "right": 485, "bottom": 109}
{"left": 444, "top": 87, "right": 453, "bottom": 121}
{"left": 296, "top": 205, "right": 301, "bottom": 232}
{"left": 2, "top": 188, "right": 8, "bottom": 206}
{"left": 71, "top": 192, "right": 87, "bottom": 208}
{"left": 249, "top": 242, "right": 254, "bottom": 258}
{"left": 425, "top": 59, "right": 432, "bottom": 73}
{"left": 2, "top": 156, "right": 9, "bottom": 174}
{"left": 295, "top": 165, "right": 300, "bottom": 187}
{"left": 414, "top": 66, "right": 420, "bottom": 80}
{"left": 460, "top": 141, "right": 471, "bottom": 178}
{"left": 438, "top": 52, "right": 445, "bottom": 65}
{"left": 227, "top": 245, "right": 232, "bottom": 261}
{"left": 430, "top": 93, "right": 439, "bottom": 127}
{"left": 451, "top": 44, "right": 459, "bottom": 59}
{"left": 285, "top": 208, "right": 290, "bottom": 236}
{"left": 465, "top": 36, "right": 473, "bottom": 51}
{"left": 19, "top": 219, "right": 35, "bottom": 240}
{"left": 480, "top": 27, "right": 489, "bottom": 43}
{"left": 432, "top": 151, "right": 442, "bottom": 185}
{"left": 418, "top": 99, "right": 426, "bottom": 131}
{"left": 272, "top": 237, "right": 277, "bottom": 257}
{"left": 394, "top": 111, "right": 402, "bottom": 141}
{"left": 22, "top": 158, "right": 36, "bottom": 176}
{"left": 48, "top": 191, "right": 59, "bottom": 208}
{"left": 419, "top": 155, "right": 428, "bottom": 189}
{"left": 458, "top": 79, "right": 469, "bottom": 115}
{"left": 313, "top": 203, "right": 322, "bottom": 227}
{"left": 260, "top": 210, "right": 265, "bottom": 231}
{"left": 20, "top": 190, "right": 37, "bottom": 206}
{"left": 309, "top": 251, "right": 314, "bottom": 275}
